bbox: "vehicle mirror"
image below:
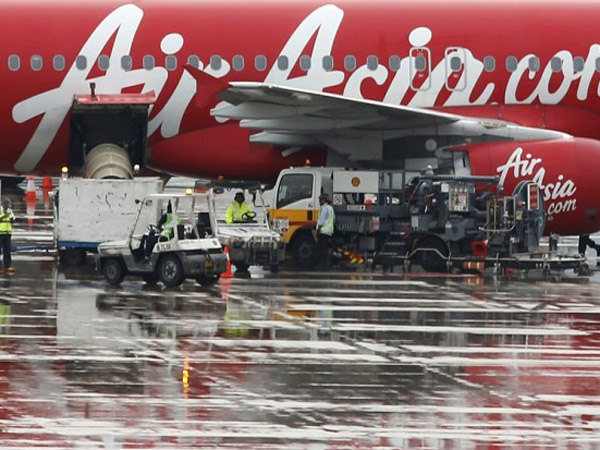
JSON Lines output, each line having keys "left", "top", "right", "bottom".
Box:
{"left": 135, "top": 199, "right": 140, "bottom": 204}
{"left": 213, "top": 188, "right": 224, "bottom": 194}
{"left": 252, "top": 191, "right": 258, "bottom": 206}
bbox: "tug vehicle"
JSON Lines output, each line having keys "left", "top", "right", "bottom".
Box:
{"left": 203, "top": 181, "right": 285, "bottom": 274}
{"left": 97, "top": 193, "right": 226, "bottom": 287}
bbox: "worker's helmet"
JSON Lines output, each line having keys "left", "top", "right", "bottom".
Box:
{"left": 318, "top": 193, "right": 330, "bottom": 202}
{"left": 234, "top": 191, "right": 245, "bottom": 201}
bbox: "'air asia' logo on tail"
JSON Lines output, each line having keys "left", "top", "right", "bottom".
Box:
{"left": 496, "top": 147, "right": 577, "bottom": 218}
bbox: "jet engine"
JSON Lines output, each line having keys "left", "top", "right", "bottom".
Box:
{"left": 83, "top": 144, "right": 134, "bottom": 180}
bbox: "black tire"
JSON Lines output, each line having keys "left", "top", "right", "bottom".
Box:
{"left": 414, "top": 236, "right": 449, "bottom": 273}
{"left": 196, "top": 274, "right": 220, "bottom": 287}
{"left": 158, "top": 254, "right": 184, "bottom": 287}
{"left": 102, "top": 258, "right": 125, "bottom": 286}
{"left": 142, "top": 273, "right": 159, "bottom": 285}
{"left": 0, "top": 176, "right": 25, "bottom": 187}
{"left": 234, "top": 263, "right": 250, "bottom": 273}
{"left": 60, "top": 248, "right": 86, "bottom": 267}
{"left": 292, "top": 233, "right": 316, "bottom": 268}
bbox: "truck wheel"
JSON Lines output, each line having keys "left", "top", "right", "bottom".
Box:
{"left": 158, "top": 254, "right": 184, "bottom": 287}
{"left": 292, "top": 233, "right": 316, "bottom": 267}
{"left": 103, "top": 258, "right": 125, "bottom": 286}
{"left": 0, "top": 176, "right": 25, "bottom": 187}
{"left": 196, "top": 274, "right": 220, "bottom": 287}
{"left": 414, "top": 237, "right": 449, "bottom": 273}
{"left": 234, "top": 263, "right": 250, "bottom": 277}
{"left": 142, "top": 273, "right": 159, "bottom": 285}
{"left": 60, "top": 248, "right": 86, "bottom": 267}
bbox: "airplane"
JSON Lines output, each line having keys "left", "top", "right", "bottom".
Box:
{"left": 2, "top": 0, "right": 600, "bottom": 237}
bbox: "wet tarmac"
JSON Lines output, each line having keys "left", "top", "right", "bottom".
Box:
{"left": 1, "top": 180, "right": 600, "bottom": 449}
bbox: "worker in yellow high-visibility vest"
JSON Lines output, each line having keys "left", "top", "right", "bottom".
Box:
{"left": 225, "top": 192, "right": 254, "bottom": 224}
{"left": 316, "top": 193, "right": 335, "bottom": 269}
{"left": 0, "top": 198, "right": 15, "bottom": 274}
{"left": 158, "top": 201, "right": 183, "bottom": 241}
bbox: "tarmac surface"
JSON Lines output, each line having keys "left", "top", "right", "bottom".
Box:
{"left": 1, "top": 179, "right": 600, "bottom": 449}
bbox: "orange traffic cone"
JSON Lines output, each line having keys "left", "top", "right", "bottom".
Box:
{"left": 221, "top": 246, "right": 234, "bottom": 279}
{"left": 24, "top": 176, "right": 37, "bottom": 202}
{"left": 41, "top": 176, "right": 54, "bottom": 190}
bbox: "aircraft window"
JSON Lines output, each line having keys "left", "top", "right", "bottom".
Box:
{"left": 389, "top": 55, "right": 401, "bottom": 72}
{"left": 255, "top": 55, "right": 267, "bottom": 71}
{"left": 596, "top": 57, "right": 600, "bottom": 72}
{"left": 277, "top": 173, "right": 314, "bottom": 208}
{"left": 415, "top": 55, "right": 427, "bottom": 72}
{"left": 98, "top": 54, "right": 110, "bottom": 71}
{"left": 53, "top": 55, "right": 65, "bottom": 71}
{"left": 344, "top": 55, "right": 356, "bottom": 71}
{"left": 121, "top": 55, "right": 132, "bottom": 71}
{"left": 166, "top": 55, "right": 177, "bottom": 71}
{"left": 277, "top": 55, "right": 289, "bottom": 71}
{"left": 76, "top": 55, "right": 87, "bottom": 70}
{"left": 143, "top": 55, "right": 155, "bottom": 70}
{"left": 551, "top": 57, "right": 562, "bottom": 72}
{"left": 528, "top": 56, "right": 540, "bottom": 72}
{"left": 210, "top": 55, "right": 222, "bottom": 71}
{"left": 31, "top": 55, "right": 43, "bottom": 72}
{"left": 300, "top": 55, "right": 311, "bottom": 71}
{"left": 8, "top": 55, "right": 20, "bottom": 71}
{"left": 187, "top": 55, "right": 201, "bottom": 69}
{"left": 232, "top": 55, "right": 244, "bottom": 71}
{"left": 450, "top": 56, "right": 462, "bottom": 72}
{"left": 367, "top": 55, "right": 378, "bottom": 71}
{"left": 322, "top": 55, "right": 334, "bottom": 71}
{"left": 483, "top": 56, "right": 495, "bottom": 72}
{"left": 574, "top": 56, "right": 585, "bottom": 72}
{"left": 506, "top": 56, "right": 518, "bottom": 72}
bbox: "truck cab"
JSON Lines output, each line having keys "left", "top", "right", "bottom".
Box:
{"left": 269, "top": 167, "right": 338, "bottom": 267}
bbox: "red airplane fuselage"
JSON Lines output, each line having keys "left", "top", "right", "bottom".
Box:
{"left": 2, "top": 0, "right": 600, "bottom": 234}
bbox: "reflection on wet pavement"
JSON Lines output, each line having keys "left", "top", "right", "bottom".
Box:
{"left": 1, "top": 258, "right": 600, "bottom": 449}
{"left": 1, "top": 181, "right": 600, "bottom": 448}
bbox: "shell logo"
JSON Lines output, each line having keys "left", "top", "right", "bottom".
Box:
{"left": 351, "top": 177, "right": 361, "bottom": 187}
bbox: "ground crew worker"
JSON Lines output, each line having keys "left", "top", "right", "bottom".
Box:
{"left": 225, "top": 192, "right": 253, "bottom": 224}
{"left": 316, "top": 193, "right": 335, "bottom": 269}
{"left": 0, "top": 198, "right": 15, "bottom": 274}
{"left": 578, "top": 234, "right": 600, "bottom": 265}
{"left": 158, "top": 202, "right": 183, "bottom": 241}
{"left": 422, "top": 165, "right": 434, "bottom": 176}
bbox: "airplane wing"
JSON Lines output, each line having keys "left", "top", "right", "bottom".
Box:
{"left": 187, "top": 66, "right": 569, "bottom": 164}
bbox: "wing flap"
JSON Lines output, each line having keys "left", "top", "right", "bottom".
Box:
{"left": 184, "top": 67, "right": 571, "bottom": 163}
